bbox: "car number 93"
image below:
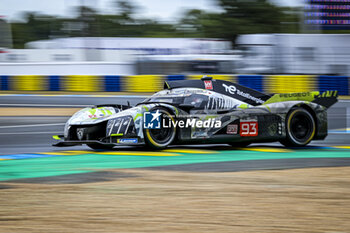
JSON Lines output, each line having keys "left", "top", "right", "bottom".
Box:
{"left": 240, "top": 120, "right": 258, "bottom": 137}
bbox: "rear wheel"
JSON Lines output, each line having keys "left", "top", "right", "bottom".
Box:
{"left": 143, "top": 108, "right": 176, "bottom": 149}
{"left": 280, "top": 107, "right": 316, "bottom": 147}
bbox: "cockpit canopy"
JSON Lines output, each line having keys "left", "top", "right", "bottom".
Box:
{"left": 142, "top": 87, "right": 246, "bottom": 110}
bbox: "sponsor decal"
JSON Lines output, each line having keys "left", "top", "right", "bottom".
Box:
{"left": 240, "top": 120, "right": 258, "bottom": 137}
{"left": 226, "top": 124, "right": 238, "bottom": 134}
{"left": 143, "top": 110, "right": 161, "bottom": 129}
{"left": 279, "top": 92, "right": 310, "bottom": 98}
{"left": 143, "top": 111, "right": 222, "bottom": 129}
{"left": 222, "top": 83, "right": 264, "bottom": 104}
{"left": 191, "top": 131, "right": 208, "bottom": 138}
{"left": 222, "top": 83, "right": 237, "bottom": 94}
{"left": 163, "top": 115, "right": 221, "bottom": 129}
{"left": 204, "top": 80, "right": 213, "bottom": 90}
{"left": 117, "top": 138, "right": 138, "bottom": 144}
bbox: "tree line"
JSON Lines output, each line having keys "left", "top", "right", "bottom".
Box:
{"left": 10, "top": 0, "right": 302, "bottom": 48}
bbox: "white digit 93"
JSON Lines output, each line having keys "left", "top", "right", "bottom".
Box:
{"left": 241, "top": 123, "right": 250, "bottom": 135}
{"left": 241, "top": 122, "right": 257, "bottom": 136}
{"left": 250, "top": 123, "right": 257, "bottom": 135}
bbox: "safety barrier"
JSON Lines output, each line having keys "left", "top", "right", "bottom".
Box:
{"left": 0, "top": 75, "right": 349, "bottom": 95}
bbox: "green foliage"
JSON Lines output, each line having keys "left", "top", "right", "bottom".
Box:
{"left": 9, "top": 0, "right": 302, "bottom": 48}
{"left": 176, "top": 0, "right": 302, "bottom": 44}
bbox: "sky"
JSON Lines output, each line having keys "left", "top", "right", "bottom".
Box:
{"left": 0, "top": 0, "right": 305, "bottom": 22}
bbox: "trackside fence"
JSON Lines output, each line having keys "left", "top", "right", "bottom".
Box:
{"left": 0, "top": 75, "right": 348, "bottom": 95}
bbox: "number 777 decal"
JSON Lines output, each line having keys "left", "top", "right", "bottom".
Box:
{"left": 240, "top": 120, "right": 258, "bottom": 136}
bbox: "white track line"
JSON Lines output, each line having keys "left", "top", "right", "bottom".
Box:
{"left": 0, "top": 123, "right": 65, "bottom": 129}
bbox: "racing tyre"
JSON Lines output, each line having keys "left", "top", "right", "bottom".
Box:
{"left": 87, "top": 144, "right": 114, "bottom": 150}
{"left": 280, "top": 107, "right": 316, "bottom": 147}
{"left": 143, "top": 108, "right": 176, "bottom": 149}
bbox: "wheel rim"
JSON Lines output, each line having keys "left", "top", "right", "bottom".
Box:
{"left": 149, "top": 121, "right": 173, "bottom": 144}
{"left": 289, "top": 111, "right": 314, "bottom": 144}
{"left": 146, "top": 110, "right": 176, "bottom": 147}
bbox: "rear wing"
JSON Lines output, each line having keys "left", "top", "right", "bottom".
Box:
{"left": 312, "top": 90, "right": 338, "bottom": 108}
{"left": 264, "top": 90, "right": 338, "bottom": 109}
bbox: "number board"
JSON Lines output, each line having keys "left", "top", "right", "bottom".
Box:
{"left": 240, "top": 120, "right": 258, "bottom": 137}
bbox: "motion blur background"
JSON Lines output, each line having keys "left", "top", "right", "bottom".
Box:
{"left": 0, "top": 0, "right": 349, "bottom": 93}
{"left": 2, "top": 3, "right": 350, "bottom": 232}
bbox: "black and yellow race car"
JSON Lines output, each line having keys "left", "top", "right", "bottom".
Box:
{"left": 53, "top": 76, "right": 338, "bottom": 149}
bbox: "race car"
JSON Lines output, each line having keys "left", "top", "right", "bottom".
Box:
{"left": 53, "top": 76, "right": 338, "bottom": 150}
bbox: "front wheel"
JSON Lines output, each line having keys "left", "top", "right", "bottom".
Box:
{"left": 280, "top": 107, "right": 316, "bottom": 147}
{"left": 143, "top": 108, "right": 176, "bottom": 149}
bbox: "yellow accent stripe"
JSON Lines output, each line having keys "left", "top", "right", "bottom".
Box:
{"left": 287, "top": 109, "right": 315, "bottom": 145}
{"left": 62, "top": 75, "right": 102, "bottom": 92}
{"left": 162, "top": 148, "right": 215, "bottom": 154}
{"left": 40, "top": 94, "right": 56, "bottom": 96}
{"left": 123, "top": 75, "right": 164, "bottom": 92}
{"left": 265, "top": 75, "right": 316, "bottom": 94}
{"left": 263, "top": 104, "right": 271, "bottom": 112}
{"left": 335, "top": 128, "right": 350, "bottom": 131}
{"left": 40, "top": 150, "right": 181, "bottom": 156}
{"left": 11, "top": 75, "right": 47, "bottom": 91}
{"left": 321, "top": 90, "right": 338, "bottom": 98}
{"left": 52, "top": 135, "right": 61, "bottom": 140}
{"left": 62, "top": 150, "right": 95, "bottom": 153}
{"left": 145, "top": 111, "right": 176, "bottom": 148}
{"left": 39, "top": 152, "right": 74, "bottom": 156}
{"left": 264, "top": 91, "right": 319, "bottom": 105}
{"left": 241, "top": 147, "right": 292, "bottom": 153}
{"left": 133, "top": 113, "right": 143, "bottom": 121}
{"left": 111, "top": 133, "right": 123, "bottom": 137}
{"left": 63, "top": 150, "right": 104, "bottom": 155}
{"left": 238, "top": 104, "right": 248, "bottom": 109}
{"left": 39, "top": 151, "right": 90, "bottom": 156}
{"left": 98, "top": 151, "right": 181, "bottom": 156}
{"left": 145, "top": 129, "right": 160, "bottom": 147}
{"left": 333, "top": 146, "right": 350, "bottom": 149}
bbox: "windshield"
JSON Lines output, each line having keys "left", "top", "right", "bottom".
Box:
{"left": 141, "top": 87, "right": 245, "bottom": 110}
{"left": 142, "top": 88, "right": 208, "bottom": 108}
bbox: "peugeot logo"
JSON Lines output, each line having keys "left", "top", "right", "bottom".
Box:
{"left": 77, "top": 128, "right": 84, "bottom": 140}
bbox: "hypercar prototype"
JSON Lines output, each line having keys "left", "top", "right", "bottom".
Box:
{"left": 53, "top": 76, "right": 338, "bottom": 149}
